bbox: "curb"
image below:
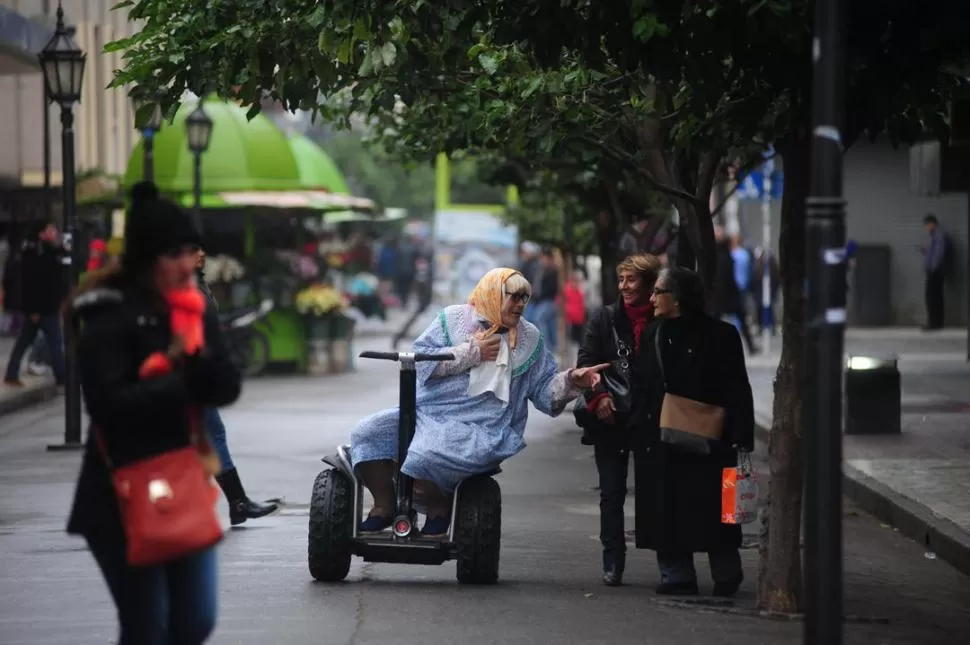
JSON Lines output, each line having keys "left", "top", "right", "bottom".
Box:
{"left": 0, "top": 383, "right": 59, "bottom": 417}
{"left": 753, "top": 416, "right": 970, "bottom": 579}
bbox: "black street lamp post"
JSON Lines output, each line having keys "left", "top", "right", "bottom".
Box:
{"left": 132, "top": 93, "right": 163, "bottom": 182}
{"left": 185, "top": 101, "right": 213, "bottom": 233}
{"left": 804, "top": 0, "right": 847, "bottom": 642}
{"left": 40, "top": 3, "right": 86, "bottom": 452}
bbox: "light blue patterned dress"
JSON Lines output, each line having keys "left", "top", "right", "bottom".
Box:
{"left": 350, "top": 304, "right": 580, "bottom": 493}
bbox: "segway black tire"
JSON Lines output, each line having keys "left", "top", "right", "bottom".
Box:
{"left": 308, "top": 469, "right": 353, "bottom": 582}
{"left": 454, "top": 476, "right": 501, "bottom": 585}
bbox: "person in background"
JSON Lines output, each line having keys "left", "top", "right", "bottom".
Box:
{"left": 729, "top": 234, "right": 758, "bottom": 354}
{"left": 576, "top": 253, "right": 661, "bottom": 587}
{"left": 392, "top": 240, "right": 435, "bottom": 349}
{"left": 197, "top": 248, "right": 280, "bottom": 525}
{"left": 752, "top": 248, "right": 780, "bottom": 335}
{"left": 920, "top": 214, "right": 947, "bottom": 331}
{"left": 66, "top": 182, "right": 241, "bottom": 644}
{"left": 518, "top": 241, "right": 541, "bottom": 317}
{"left": 87, "top": 238, "right": 108, "bottom": 273}
{"left": 563, "top": 269, "right": 587, "bottom": 362}
{"left": 3, "top": 222, "right": 67, "bottom": 387}
{"left": 530, "top": 248, "right": 561, "bottom": 352}
{"left": 394, "top": 235, "right": 419, "bottom": 309}
{"left": 713, "top": 227, "right": 757, "bottom": 355}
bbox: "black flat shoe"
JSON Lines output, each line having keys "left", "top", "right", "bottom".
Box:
{"left": 712, "top": 573, "right": 744, "bottom": 597}
{"left": 656, "top": 581, "right": 699, "bottom": 596}
{"left": 230, "top": 498, "right": 279, "bottom": 526}
{"left": 602, "top": 569, "right": 624, "bottom": 586}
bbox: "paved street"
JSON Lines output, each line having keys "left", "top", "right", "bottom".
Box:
{"left": 1, "top": 332, "right": 970, "bottom": 644}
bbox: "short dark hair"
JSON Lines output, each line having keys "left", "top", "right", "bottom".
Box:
{"left": 659, "top": 267, "right": 706, "bottom": 316}
{"left": 924, "top": 214, "right": 938, "bottom": 225}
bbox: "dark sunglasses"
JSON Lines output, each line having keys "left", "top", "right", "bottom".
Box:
{"left": 507, "top": 291, "right": 531, "bottom": 304}
{"left": 652, "top": 287, "right": 672, "bottom": 296}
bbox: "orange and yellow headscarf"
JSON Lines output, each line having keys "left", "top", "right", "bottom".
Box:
{"left": 468, "top": 267, "right": 523, "bottom": 349}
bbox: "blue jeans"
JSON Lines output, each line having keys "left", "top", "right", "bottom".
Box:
{"left": 87, "top": 540, "right": 218, "bottom": 645}
{"left": 203, "top": 406, "right": 234, "bottom": 473}
{"left": 530, "top": 300, "right": 558, "bottom": 351}
{"left": 4, "top": 313, "right": 65, "bottom": 382}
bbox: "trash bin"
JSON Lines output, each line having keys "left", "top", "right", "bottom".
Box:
{"left": 844, "top": 356, "right": 901, "bottom": 435}
{"left": 848, "top": 245, "right": 892, "bottom": 326}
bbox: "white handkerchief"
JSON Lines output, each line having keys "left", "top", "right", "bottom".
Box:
{"left": 466, "top": 335, "right": 512, "bottom": 405}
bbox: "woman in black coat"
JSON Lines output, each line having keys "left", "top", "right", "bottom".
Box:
{"left": 634, "top": 267, "right": 754, "bottom": 597}
{"left": 66, "top": 182, "right": 241, "bottom": 644}
{"left": 576, "top": 253, "right": 661, "bottom": 586}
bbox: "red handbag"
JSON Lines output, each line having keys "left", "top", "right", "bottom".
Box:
{"left": 96, "top": 415, "right": 223, "bottom": 568}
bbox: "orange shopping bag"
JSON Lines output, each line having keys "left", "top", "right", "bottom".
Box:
{"left": 722, "top": 452, "right": 758, "bottom": 525}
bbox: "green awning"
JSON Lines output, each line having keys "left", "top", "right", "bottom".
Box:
{"left": 288, "top": 135, "right": 351, "bottom": 194}
{"left": 123, "top": 99, "right": 302, "bottom": 193}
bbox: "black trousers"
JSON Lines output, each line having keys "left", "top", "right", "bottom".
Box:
{"left": 925, "top": 269, "right": 944, "bottom": 329}
{"left": 594, "top": 442, "right": 631, "bottom": 572}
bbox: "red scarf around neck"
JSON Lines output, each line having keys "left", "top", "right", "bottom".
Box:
{"left": 624, "top": 301, "right": 653, "bottom": 354}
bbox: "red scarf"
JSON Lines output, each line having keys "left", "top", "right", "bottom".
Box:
{"left": 136, "top": 284, "right": 218, "bottom": 472}
{"left": 138, "top": 286, "right": 207, "bottom": 378}
{"left": 623, "top": 302, "right": 653, "bottom": 354}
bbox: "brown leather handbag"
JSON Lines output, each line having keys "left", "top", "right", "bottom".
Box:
{"left": 654, "top": 321, "right": 725, "bottom": 455}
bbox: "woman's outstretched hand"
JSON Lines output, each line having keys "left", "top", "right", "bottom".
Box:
{"left": 569, "top": 363, "right": 610, "bottom": 389}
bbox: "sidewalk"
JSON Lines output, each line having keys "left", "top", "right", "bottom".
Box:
{"left": 747, "top": 327, "right": 970, "bottom": 577}
{"left": 0, "top": 336, "right": 58, "bottom": 416}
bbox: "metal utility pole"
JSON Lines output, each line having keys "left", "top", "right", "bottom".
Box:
{"left": 761, "top": 156, "right": 774, "bottom": 353}
{"left": 803, "top": 0, "right": 847, "bottom": 642}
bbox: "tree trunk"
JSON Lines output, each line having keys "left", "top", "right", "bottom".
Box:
{"left": 595, "top": 208, "right": 620, "bottom": 304}
{"left": 756, "top": 130, "right": 810, "bottom": 614}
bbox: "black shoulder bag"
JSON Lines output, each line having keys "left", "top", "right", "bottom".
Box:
{"left": 574, "top": 319, "right": 634, "bottom": 443}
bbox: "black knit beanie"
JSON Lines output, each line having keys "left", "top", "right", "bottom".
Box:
{"left": 123, "top": 181, "right": 202, "bottom": 272}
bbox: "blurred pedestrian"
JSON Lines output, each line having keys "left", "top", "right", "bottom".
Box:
{"left": 3, "top": 221, "right": 67, "bottom": 387}
{"left": 196, "top": 248, "right": 280, "bottom": 525}
{"left": 529, "top": 248, "right": 560, "bottom": 352}
{"left": 66, "top": 182, "right": 241, "bottom": 644}
{"left": 920, "top": 214, "right": 948, "bottom": 330}
{"left": 563, "top": 269, "right": 587, "bottom": 361}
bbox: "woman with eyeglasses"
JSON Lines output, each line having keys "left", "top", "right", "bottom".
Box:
{"left": 575, "top": 253, "right": 661, "bottom": 586}
{"left": 349, "top": 268, "right": 609, "bottom": 537}
{"left": 633, "top": 267, "right": 754, "bottom": 597}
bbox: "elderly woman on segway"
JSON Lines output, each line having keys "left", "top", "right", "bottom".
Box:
{"left": 350, "top": 267, "right": 608, "bottom": 537}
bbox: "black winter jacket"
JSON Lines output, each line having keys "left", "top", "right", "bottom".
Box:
{"left": 66, "top": 273, "right": 241, "bottom": 544}
{"left": 633, "top": 314, "right": 755, "bottom": 554}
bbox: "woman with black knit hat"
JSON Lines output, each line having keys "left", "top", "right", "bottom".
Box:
{"left": 66, "top": 182, "right": 241, "bottom": 644}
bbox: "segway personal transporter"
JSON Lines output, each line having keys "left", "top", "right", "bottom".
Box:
{"left": 308, "top": 351, "right": 503, "bottom": 584}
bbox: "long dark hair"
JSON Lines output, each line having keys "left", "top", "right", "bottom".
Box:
{"left": 659, "top": 267, "right": 706, "bottom": 316}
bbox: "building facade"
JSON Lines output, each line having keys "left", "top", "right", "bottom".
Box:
{"left": 733, "top": 135, "right": 969, "bottom": 328}
{"left": 0, "top": 0, "right": 136, "bottom": 194}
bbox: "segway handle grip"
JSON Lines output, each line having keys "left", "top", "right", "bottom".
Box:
{"left": 359, "top": 351, "right": 455, "bottom": 362}
{"left": 414, "top": 352, "right": 455, "bottom": 362}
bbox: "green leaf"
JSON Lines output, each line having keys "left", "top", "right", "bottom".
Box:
{"left": 103, "top": 36, "right": 134, "bottom": 53}
{"left": 336, "top": 39, "right": 353, "bottom": 64}
{"left": 521, "top": 76, "right": 544, "bottom": 99}
{"left": 478, "top": 53, "right": 499, "bottom": 76}
{"left": 381, "top": 42, "right": 397, "bottom": 68}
